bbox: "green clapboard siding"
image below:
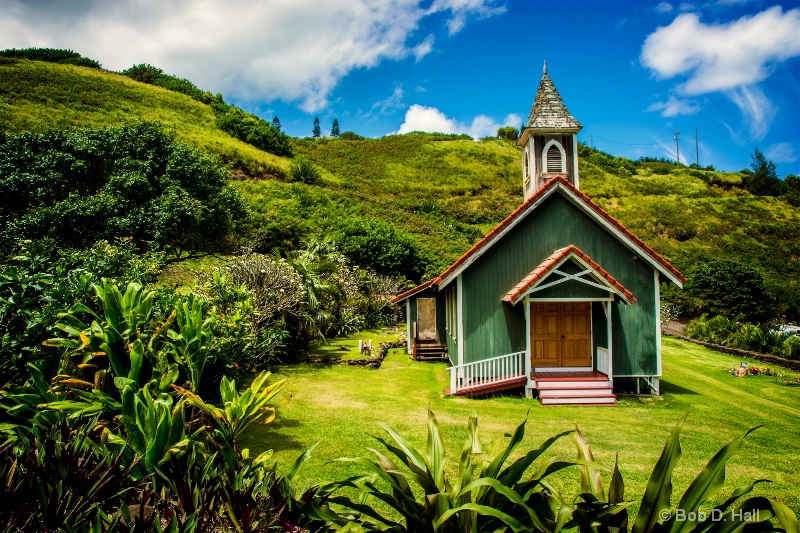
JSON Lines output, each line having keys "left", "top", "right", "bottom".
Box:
{"left": 460, "top": 191, "right": 658, "bottom": 375}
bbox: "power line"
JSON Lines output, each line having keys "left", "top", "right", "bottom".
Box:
{"left": 580, "top": 135, "right": 673, "bottom": 146}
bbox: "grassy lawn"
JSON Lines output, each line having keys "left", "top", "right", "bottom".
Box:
{"left": 241, "top": 335, "right": 800, "bottom": 513}
{"left": 304, "top": 327, "right": 402, "bottom": 361}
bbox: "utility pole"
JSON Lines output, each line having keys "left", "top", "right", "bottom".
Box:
{"left": 590, "top": 135, "right": 593, "bottom": 151}
{"left": 674, "top": 129, "right": 680, "bottom": 165}
{"left": 695, "top": 128, "right": 699, "bottom": 168}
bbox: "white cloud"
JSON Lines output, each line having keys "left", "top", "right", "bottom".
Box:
{"left": 656, "top": 2, "right": 673, "bottom": 13}
{"left": 396, "top": 105, "right": 519, "bottom": 139}
{"left": 641, "top": 6, "right": 800, "bottom": 142}
{"left": 764, "top": 142, "right": 798, "bottom": 163}
{"left": 724, "top": 85, "right": 778, "bottom": 142}
{"left": 430, "top": 0, "right": 506, "bottom": 35}
{"left": 641, "top": 7, "right": 800, "bottom": 94}
{"left": 371, "top": 85, "right": 405, "bottom": 115}
{"left": 412, "top": 34, "right": 435, "bottom": 62}
{"left": 0, "top": 0, "right": 505, "bottom": 112}
{"left": 645, "top": 95, "right": 702, "bottom": 117}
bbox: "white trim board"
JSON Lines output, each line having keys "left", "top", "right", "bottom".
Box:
{"left": 437, "top": 185, "right": 560, "bottom": 289}
{"left": 517, "top": 252, "right": 633, "bottom": 303}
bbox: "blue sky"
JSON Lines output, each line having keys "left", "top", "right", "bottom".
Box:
{"left": 2, "top": 0, "right": 799, "bottom": 175}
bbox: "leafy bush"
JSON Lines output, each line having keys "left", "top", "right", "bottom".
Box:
{"left": 214, "top": 105, "right": 293, "bottom": 157}
{"left": 782, "top": 335, "right": 800, "bottom": 360}
{"left": 685, "top": 259, "right": 774, "bottom": 322}
{"left": 339, "top": 131, "right": 364, "bottom": 140}
{"left": 0, "top": 239, "right": 165, "bottom": 383}
{"left": 122, "top": 63, "right": 223, "bottom": 105}
{"left": 0, "top": 122, "right": 246, "bottom": 257}
{"left": 685, "top": 314, "right": 739, "bottom": 345}
{"left": 0, "top": 416, "right": 141, "bottom": 532}
{"left": 0, "top": 47, "right": 101, "bottom": 68}
{"left": 497, "top": 126, "right": 519, "bottom": 141}
{"left": 336, "top": 217, "right": 430, "bottom": 281}
{"left": 289, "top": 159, "right": 321, "bottom": 184}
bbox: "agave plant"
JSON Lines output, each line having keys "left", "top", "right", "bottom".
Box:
{"left": 315, "top": 408, "right": 612, "bottom": 533}
{"left": 626, "top": 414, "right": 798, "bottom": 533}
{"left": 174, "top": 371, "right": 288, "bottom": 468}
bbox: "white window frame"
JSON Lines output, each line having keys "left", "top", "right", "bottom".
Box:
{"left": 542, "top": 139, "right": 566, "bottom": 174}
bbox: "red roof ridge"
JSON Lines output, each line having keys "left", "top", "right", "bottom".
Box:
{"left": 433, "top": 175, "right": 570, "bottom": 285}
{"left": 392, "top": 175, "right": 685, "bottom": 302}
{"left": 390, "top": 279, "right": 434, "bottom": 303}
{"left": 503, "top": 244, "right": 636, "bottom": 305}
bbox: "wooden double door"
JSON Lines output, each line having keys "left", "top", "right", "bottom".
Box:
{"left": 531, "top": 302, "right": 592, "bottom": 367}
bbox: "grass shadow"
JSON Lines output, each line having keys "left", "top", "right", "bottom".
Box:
{"left": 660, "top": 379, "right": 700, "bottom": 395}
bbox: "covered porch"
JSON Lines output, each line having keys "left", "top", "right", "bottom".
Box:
{"left": 448, "top": 245, "right": 635, "bottom": 405}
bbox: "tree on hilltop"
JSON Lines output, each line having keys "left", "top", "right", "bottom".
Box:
{"left": 743, "top": 148, "right": 782, "bottom": 197}
{"left": 312, "top": 117, "right": 321, "bottom": 138}
{"left": 331, "top": 118, "right": 340, "bottom": 138}
{"left": 271, "top": 116, "right": 281, "bottom": 132}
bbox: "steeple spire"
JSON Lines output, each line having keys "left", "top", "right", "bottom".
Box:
{"left": 518, "top": 62, "right": 583, "bottom": 198}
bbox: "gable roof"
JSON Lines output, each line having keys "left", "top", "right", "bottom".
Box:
{"left": 433, "top": 176, "right": 685, "bottom": 289}
{"left": 390, "top": 279, "right": 434, "bottom": 304}
{"left": 503, "top": 245, "right": 636, "bottom": 305}
{"left": 524, "top": 62, "right": 582, "bottom": 131}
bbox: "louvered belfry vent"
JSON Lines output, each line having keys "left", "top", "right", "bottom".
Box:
{"left": 546, "top": 145, "right": 563, "bottom": 173}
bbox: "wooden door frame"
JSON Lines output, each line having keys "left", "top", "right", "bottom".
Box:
{"left": 525, "top": 296, "right": 614, "bottom": 375}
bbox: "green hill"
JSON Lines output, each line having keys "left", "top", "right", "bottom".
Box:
{"left": 2, "top": 56, "right": 800, "bottom": 317}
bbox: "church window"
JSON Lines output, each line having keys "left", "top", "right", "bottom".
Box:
{"left": 543, "top": 140, "right": 566, "bottom": 174}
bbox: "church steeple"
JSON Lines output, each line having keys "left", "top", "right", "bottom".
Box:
{"left": 518, "top": 62, "right": 583, "bottom": 199}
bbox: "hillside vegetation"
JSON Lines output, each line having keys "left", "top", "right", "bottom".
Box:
{"left": 2, "top": 56, "right": 800, "bottom": 316}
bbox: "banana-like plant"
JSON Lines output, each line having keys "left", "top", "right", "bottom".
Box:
{"left": 106, "top": 382, "right": 202, "bottom": 476}
{"left": 44, "top": 281, "right": 179, "bottom": 394}
{"left": 317, "top": 408, "right": 608, "bottom": 533}
{"left": 168, "top": 296, "right": 215, "bottom": 390}
{"left": 174, "top": 371, "right": 288, "bottom": 468}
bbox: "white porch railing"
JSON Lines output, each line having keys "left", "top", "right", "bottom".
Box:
{"left": 596, "top": 347, "right": 610, "bottom": 376}
{"left": 448, "top": 351, "right": 526, "bottom": 395}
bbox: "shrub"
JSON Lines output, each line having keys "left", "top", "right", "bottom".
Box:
{"left": 214, "top": 105, "right": 293, "bottom": 157}
{"left": 0, "top": 47, "right": 101, "bottom": 68}
{"left": 497, "top": 126, "right": 519, "bottom": 141}
{"left": 685, "top": 259, "right": 774, "bottom": 322}
{"left": 782, "top": 335, "right": 800, "bottom": 360}
{"left": 339, "top": 131, "right": 364, "bottom": 140}
{"left": 685, "top": 314, "right": 739, "bottom": 345}
{"left": 289, "top": 159, "right": 321, "bottom": 184}
{"left": 335, "top": 218, "right": 429, "bottom": 281}
{"left": 122, "top": 63, "right": 223, "bottom": 105}
{"left": 0, "top": 122, "right": 246, "bottom": 257}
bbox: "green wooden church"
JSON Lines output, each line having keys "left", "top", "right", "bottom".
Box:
{"left": 393, "top": 63, "right": 685, "bottom": 405}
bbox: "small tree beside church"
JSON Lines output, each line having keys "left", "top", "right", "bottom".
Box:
{"left": 312, "top": 117, "right": 321, "bottom": 138}
{"left": 331, "top": 118, "right": 341, "bottom": 138}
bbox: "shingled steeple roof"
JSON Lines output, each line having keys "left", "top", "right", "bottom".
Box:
{"left": 525, "top": 62, "right": 582, "bottom": 131}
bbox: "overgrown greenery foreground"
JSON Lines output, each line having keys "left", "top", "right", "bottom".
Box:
{"left": 1, "top": 49, "right": 800, "bottom": 532}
